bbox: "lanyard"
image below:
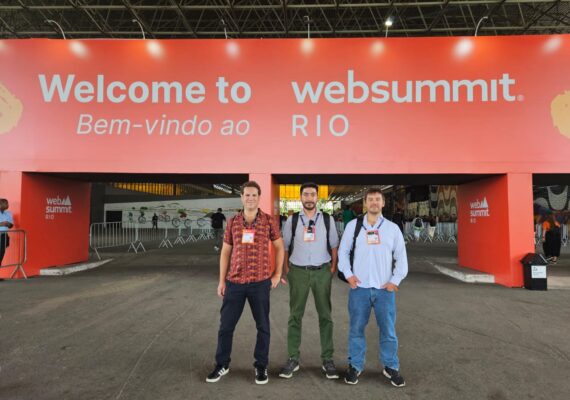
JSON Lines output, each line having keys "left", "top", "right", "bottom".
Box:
{"left": 362, "top": 216, "right": 385, "bottom": 231}
{"left": 300, "top": 213, "right": 320, "bottom": 227}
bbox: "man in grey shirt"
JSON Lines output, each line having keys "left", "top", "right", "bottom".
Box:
{"left": 338, "top": 187, "right": 408, "bottom": 387}
{"left": 279, "top": 182, "right": 340, "bottom": 380}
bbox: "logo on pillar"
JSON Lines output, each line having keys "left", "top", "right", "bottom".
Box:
{"left": 470, "top": 197, "right": 490, "bottom": 223}
{"left": 45, "top": 195, "right": 73, "bottom": 220}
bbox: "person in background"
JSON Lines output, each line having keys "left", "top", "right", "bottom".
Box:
{"left": 211, "top": 208, "right": 226, "bottom": 252}
{"left": 0, "top": 198, "right": 14, "bottom": 270}
{"left": 542, "top": 213, "right": 562, "bottom": 264}
{"left": 342, "top": 205, "right": 356, "bottom": 226}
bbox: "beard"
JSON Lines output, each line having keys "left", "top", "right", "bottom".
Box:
{"left": 303, "top": 202, "right": 316, "bottom": 210}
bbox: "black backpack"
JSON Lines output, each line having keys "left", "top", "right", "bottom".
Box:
{"left": 289, "top": 212, "right": 332, "bottom": 256}
{"left": 414, "top": 218, "right": 423, "bottom": 228}
{"left": 338, "top": 215, "right": 364, "bottom": 283}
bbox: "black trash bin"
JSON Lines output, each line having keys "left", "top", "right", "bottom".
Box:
{"left": 521, "top": 253, "right": 548, "bottom": 290}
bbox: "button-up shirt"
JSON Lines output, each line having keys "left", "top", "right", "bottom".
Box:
{"left": 0, "top": 210, "right": 14, "bottom": 232}
{"left": 283, "top": 210, "right": 339, "bottom": 266}
{"left": 338, "top": 214, "right": 408, "bottom": 288}
{"left": 224, "top": 209, "right": 281, "bottom": 284}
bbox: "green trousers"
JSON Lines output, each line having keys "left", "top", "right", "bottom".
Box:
{"left": 287, "top": 263, "right": 334, "bottom": 361}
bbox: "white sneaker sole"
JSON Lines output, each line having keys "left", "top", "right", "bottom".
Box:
{"left": 344, "top": 378, "right": 358, "bottom": 385}
{"left": 322, "top": 366, "right": 339, "bottom": 379}
{"left": 279, "top": 365, "right": 299, "bottom": 379}
{"left": 255, "top": 378, "right": 269, "bottom": 385}
{"left": 382, "top": 369, "right": 406, "bottom": 387}
{"left": 206, "top": 367, "right": 229, "bottom": 383}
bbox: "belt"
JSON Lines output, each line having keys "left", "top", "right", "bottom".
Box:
{"left": 292, "top": 264, "right": 323, "bottom": 270}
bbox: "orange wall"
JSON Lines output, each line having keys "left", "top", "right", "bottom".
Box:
{"left": 15, "top": 174, "right": 90, "bottom": 277}
{"left": 458, "top": 174, "right": 534, "bottom": 287}
{"left": 1, "top": 36, "right": 569, "bottom": 175}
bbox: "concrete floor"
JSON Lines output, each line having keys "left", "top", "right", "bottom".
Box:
{"left": 1, "top": 241, "right": 570, "bottom": 400}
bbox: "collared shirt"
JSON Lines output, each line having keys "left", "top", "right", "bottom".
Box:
{"left": 338, "top": 214, "right": 408, "bottom": 288}
{"left": 224, "top": 209, "right": 281, "bottom": 284}
{"left": 283, "top": 210, "right": 339, "bottom": 266}
{"left": 0, "top": 210, "right": 14, "bottom": 232}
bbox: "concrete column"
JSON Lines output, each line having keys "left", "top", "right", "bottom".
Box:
{"left": 0, "top": 171, "right": 23, "bottom": 279}
{"left": 249, "top": 173, "right": 280, "bottom": 273}
{"left": 457, "top": 173, "right": 534, "bottom": 287}
{"left": 1, "top": 172, "right": 91, "bottom": 278}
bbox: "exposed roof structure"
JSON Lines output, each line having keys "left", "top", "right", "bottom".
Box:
{"left": 1, "top": 0, "right": 569, "bottom": 40}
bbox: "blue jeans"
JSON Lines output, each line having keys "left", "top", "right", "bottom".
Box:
{"left": 347, "top": 287, "right": 399, "bottom": 372}
{"left": 215, "top": 279, "right": 271, "bottom": 368}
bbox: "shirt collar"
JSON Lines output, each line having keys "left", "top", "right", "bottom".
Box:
{"left": 300, "top": 209, "right": 320, "bottom": 220}
{"left": 363, "top": 213, "right": 384, "bottom": 229}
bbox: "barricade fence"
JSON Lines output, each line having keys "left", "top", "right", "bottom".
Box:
{"left": 334, "top": 220, "right": 458, "bottom": 244}
{"left": 90, "top": 218, "right": 465, "bottom": 260}
{"left": 0, "top": 229, "right": 27, "bottom": 279}
{"left": 89, "top": 221, "right": 215, "bottom": 259}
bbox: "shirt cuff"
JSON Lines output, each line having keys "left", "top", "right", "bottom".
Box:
{"left": 341, "top": 269, "right": 354, "bottom": 280}
{"left": 389, "top": 276, "right": 403, "bottom": 287}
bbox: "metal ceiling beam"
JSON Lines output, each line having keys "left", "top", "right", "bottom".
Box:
{"left": 11, "top": 25, "right": 567, "bottom": 37}
{"left": 0, "top": 1, "right": 566, "bottom": 12}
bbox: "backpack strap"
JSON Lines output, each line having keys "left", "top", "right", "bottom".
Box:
{"left": 288, "top": 212, "right": 300, "bottom": 255}
{"left": 322, "top": 211, "right": 332, "bottom": 255}
{"left": 349, "top": 216, "right": 364, "bottom": 268}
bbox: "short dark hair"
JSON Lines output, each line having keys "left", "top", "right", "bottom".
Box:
{"left": 0, "top": 198, "right": 7, "bottom": 204}
{"left": 300, "top": 182, "right": 318, "bottom": 194}
{"left": 364, "top": 187, "right": 384, "bottom": 200}
{"left": 241, "top": 181, "right": 261, "bottom": 195}
{"left": 217, "top": 208, "right": 222, "bottom": 212}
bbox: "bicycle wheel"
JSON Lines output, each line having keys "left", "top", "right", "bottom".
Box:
{"left": 197, "top": 217, "right": 207, "bottom": 227}
{"left": 138, "top": 216, "right": 147, "bottom": 224}
{"left": 172, "top": 218, "right": 181, "bottom": 227}
{"left": 184, "top": 219, "right": 192, "bottom": 228}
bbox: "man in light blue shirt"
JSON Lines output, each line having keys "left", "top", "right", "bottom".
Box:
{"left": 0, "top": 198, "right": 15, "bottom": 267}
{"left": 338, "top": 187, "right": 408, "bottom": 388}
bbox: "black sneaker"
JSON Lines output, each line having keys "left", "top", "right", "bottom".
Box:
{"left": 322, "top": 359, "right": 339, "bottom": 379}
{"left": 206, "top": 364, "right": 229, "bottom": 383}
{"left": 255, "top": 366, "right": 269, "bottom": 385}
{"left": 383, "top": 367, "right": 406, "bottom": 387}
{"left": 279, "top": 358, "right": 300, "bottom": 379}
{"left": 344, "top": 364, "right": 360, "bottom": 385}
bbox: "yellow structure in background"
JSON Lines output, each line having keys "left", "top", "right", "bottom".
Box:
{"left": 113, "top": 182, "right": 182, "bottom": 196}
{"left": 279, "top": 184, "right": 329, "bottom": 200}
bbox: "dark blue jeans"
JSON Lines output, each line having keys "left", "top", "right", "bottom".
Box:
{"left": 0, "top": 233, "right": 9, "bottom": 266}
{"left": 215, "top": 279, "right": 271, "bottom": 368}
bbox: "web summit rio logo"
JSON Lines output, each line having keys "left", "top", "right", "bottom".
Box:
{"left": 45, "top": 195, "right": 73, "bottom": 220}
{"left": 470, "top": 197, "right": 490, "bottom": 223}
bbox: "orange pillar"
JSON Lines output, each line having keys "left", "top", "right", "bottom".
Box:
{"left": 248, "top": 173, "right": 279, "bottom": 219}
{"left": 249, "top": 173, "right": 280, "bottom": 272}
{"left": 457, "top": 173, "right": 534, "bottom": 287}
{"left": 0, "top": 171, "right": 23, "bottom": 279}
{"left": 0, "top": 172, "right": 91, "bottom": 278}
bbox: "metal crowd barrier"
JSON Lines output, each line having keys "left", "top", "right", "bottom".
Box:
{"left": 89, "top": 221, "right": 216, "bottom": 259}
{"left": 0, "top": 229, "right": 27, "bottom": 279}
{"left": 404, "top": 221, "right": 457, "bottom": 243}
{"left": 89, "top": 222, "right": 145, "bottom": 260}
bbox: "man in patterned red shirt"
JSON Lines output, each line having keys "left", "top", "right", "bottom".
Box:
{"left": 206, "top": 181, "right": 285, "bottom": 385}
